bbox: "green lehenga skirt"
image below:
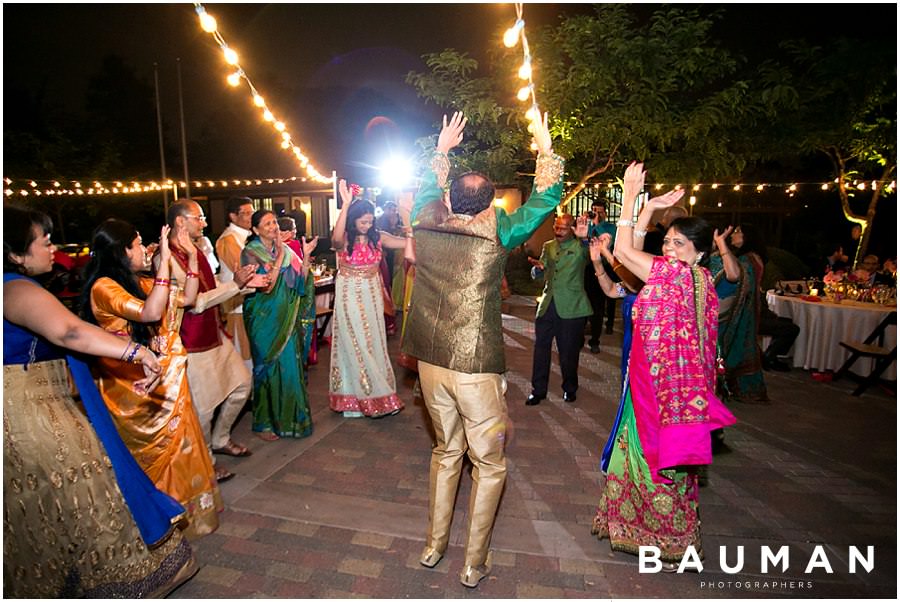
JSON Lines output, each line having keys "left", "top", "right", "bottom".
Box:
{"left": 591, "top": 387, "right": 702, "bottom": 562}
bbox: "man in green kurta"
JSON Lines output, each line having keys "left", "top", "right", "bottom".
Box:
{"left": 526, "top": 213, "right": 592, "bottom": 405}
{"left": 403, "top": 112, "right": 564, "bottom": 588}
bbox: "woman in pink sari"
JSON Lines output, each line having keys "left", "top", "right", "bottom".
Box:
{"left": 591, "top": 162, "right": 736, "bottom": 570}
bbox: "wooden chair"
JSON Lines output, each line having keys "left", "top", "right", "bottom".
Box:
{"left": 834, "top": 311, "right": 897, "bottom": 396}
{"left": 314, "top": 281, "right": 336, "bottom": 342}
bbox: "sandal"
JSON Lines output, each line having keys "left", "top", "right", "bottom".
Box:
{"left": 255, "top": 431, "right": 280, "bottom": 442}
{"left": 213, "top": 440, "right": 253, "bottom": 457}
{"left": 215, "top": 467, "right": 235, "bottom": 483}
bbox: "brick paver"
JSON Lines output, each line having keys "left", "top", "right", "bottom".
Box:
{"left": 170, "top": 295, "right": 897, "bottom": 598}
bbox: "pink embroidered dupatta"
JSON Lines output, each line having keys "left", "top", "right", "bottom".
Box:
{"left": 629, "top": 257, "right": 736, "bottom": 484}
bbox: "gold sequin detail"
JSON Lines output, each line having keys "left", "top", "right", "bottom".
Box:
{"left": 652, "top": 491, "right": 674, "bottom": 516}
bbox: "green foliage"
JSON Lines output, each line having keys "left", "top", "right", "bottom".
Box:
{"left": 405, "top": 5, "right": 795, "bottom": 188}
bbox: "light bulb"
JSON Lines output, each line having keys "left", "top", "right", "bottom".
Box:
{"left": 281, "top": 132, "right": 291, "bottom": 141}
{"left": 199, "top": 12, "right": 217, "bottom": 33}
{"left": 518, "top": 59, "right": 532, "bottom": 80}
{"left": 263, "top": 110, "right": 274, "bottom": 122}
{"left": 517, "top": 85, "right": 531, "bottom": 102}
{"left": 689, "top": 196, "right": 697, "bottom": 206}
{"left": 274, "top": 121, "right": 285, "bottom": 132}
{"left": 227, "top": 71, "right": 241, "bottom": 86}
{"left": 525, "top": 107, "right": 537, "bottom": 121}
{"left": 527, "top": 122, "right": 535, "bottom": 134}
{"left": 530, "top": 141, "right": 538, "bottom": 151}
{"left": 223, "top": 46, "right": 239, "bottom": 65}
{"left": 253, "top": 94, "right": 265, "bottom": 107}
{"left": 503, "top": 19, "right": 524, "bottom": 48}
{"left": 503, "top": 28, "right": 519, "bottom": 48}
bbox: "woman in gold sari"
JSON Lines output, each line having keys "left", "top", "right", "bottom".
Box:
{"left": 81, "top": 218, "right": 222, "bottom": 538}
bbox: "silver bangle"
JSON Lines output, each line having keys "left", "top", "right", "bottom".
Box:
{"left": 634, "top": 229, "right": 647, "bottom": 238}
{"left": 616, "top": 219, "right": 634, "bottom": 227}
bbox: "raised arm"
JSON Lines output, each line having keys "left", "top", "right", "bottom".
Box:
{"left": 331, "top": 179, "right": 353, "bottom": 251}
{"left": 497, "top": 111, "right": 566, "bottom": 248}
{"left": 5, "top": 278, "right": 161, "bottom": 394}
{"left": 589, "top": 234, "right": 626, "bottom": 298}
{"left": 713, "top": 226, "right": 740, "bottom": 282}
{"left": 614, "top": 163, "right": 684, "bottom": 283}
{"left": 410, "top": 113, "right": 467, "bottom": 223}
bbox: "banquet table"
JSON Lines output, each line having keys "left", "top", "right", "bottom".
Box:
{"left": 766, "top": 291, "right": 896, "bottom": 381}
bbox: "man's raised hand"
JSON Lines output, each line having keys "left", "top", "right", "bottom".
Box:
{"left": 437, "top": 111, "right": 467, "bottom": 154}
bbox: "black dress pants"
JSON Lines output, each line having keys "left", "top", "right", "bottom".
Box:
{"left": 531, "top": 299, "right": 587, "bottom": 397}
{"left": 584, "top": 264, "right": 616, "bottom": 346}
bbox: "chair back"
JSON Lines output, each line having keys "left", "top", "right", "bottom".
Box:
{"left": 777, "top": 280, "right": 809, "bottom": 295}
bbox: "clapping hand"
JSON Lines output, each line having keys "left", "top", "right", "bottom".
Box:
{"left": 437, "top": 111, "right": 467, "bottom": 154}
{"left": 157, "top": 225, "right": 172, "bottom": 263}
{"left": 590, "top": 234, "right": 613, "bottom": 263}
{"left": 302, "top": 235, "right": 319, "bottom": 259}
{"left": 527, "top": 256, "right": 545, "bottom": 271}
{"left": 574, "top": 214, "right": 590, "bottom": 239}
{"left": 338, "top": 179, "right": 353, "bottom": 209}
{"left": 133, "top": 349, "right": 161, "bottom": 396}
{"left": 646, "top": 189, "right": 686, "bottom": 211}
{"left": 713, "top": 226, "right": 734, "bottom": 254}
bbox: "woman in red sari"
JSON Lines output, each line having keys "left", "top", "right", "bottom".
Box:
{"left": 592, "top": 163, "right": 736, "bottom": 570}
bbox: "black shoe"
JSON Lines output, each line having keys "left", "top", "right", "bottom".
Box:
{"left": 563, "top": 391, "right": 576, "bottom": 403}
{"left": 589, "top": 344, "right": 600, "bottom": 354}
{"left": 605, "top": 325, "right": 614, "bottom": 335}
{"left": 525, "top": 393, "right": 545, "bottom": 406}
{"left": 763, "top": 356, "right": 791, "bottom": 372}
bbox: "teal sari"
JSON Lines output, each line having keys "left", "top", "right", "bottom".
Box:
{"left": 710, "top": 252, "right": 768, "bottom": 403}
{"left": 241, "top": 239, "right": 313, "bottom": 437}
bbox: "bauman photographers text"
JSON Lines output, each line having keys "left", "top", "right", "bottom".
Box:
{"left": 638, "top": 545, "right": 874, "bottom": 574}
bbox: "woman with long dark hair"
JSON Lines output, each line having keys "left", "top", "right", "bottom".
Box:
{"left": 591, "top": 163, "right": 736, "bottom": 571}
{"left": 708, "top": 223, "right": 769, "bottom": 402}
{"left": 4, "top": 206, "right": 196, "bottom": 596}
{"left": 81, "top": 218, "right": 222, "bottom": 538}
{"left": 241, "top": 209, "right": 317, "bottom": 440}
{"left": 328, "top": 180, "right": 408, "bottom": 418}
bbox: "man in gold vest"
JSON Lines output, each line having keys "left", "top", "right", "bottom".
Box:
{"left": 525, "top": 213, "right": 593, "bottom": 405}
{"left": 403, "top": 111, "right": 564, "bottom": 588}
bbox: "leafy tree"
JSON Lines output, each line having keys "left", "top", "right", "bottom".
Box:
{"left": 766, "top": 39, "right": 896, "bottom": 266}
{"left": 406, "top": 5, "right": 787, "bottom": 205}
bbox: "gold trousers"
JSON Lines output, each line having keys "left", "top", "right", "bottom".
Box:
{"left": 418, "top": 361, "right": 508, "bottom": 567}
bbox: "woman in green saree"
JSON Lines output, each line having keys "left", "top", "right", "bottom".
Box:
{"left": 709, "top": 224, "right": 768, "bottom": 403}
{"left": 242, "top": 210, "right": 317, "bottom": 440}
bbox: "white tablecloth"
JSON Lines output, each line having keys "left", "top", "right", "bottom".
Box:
{"left": 766, "top": 291, "right": 896, "bottom": 380}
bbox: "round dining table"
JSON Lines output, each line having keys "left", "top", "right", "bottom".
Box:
{"left": 766, "top": 291, "right": 897, "bottom": 381}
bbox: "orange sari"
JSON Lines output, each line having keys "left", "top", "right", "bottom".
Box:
{"left": 89, "top": 275, "right": 221, "bottom": 538}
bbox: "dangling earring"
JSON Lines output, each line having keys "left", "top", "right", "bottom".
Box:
{"left": 693, "top": 252, "right": 704, "bottom": 266}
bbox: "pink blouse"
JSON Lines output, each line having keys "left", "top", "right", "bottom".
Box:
{"left": 339, "top": 240, "right": 382, "bottom": 267}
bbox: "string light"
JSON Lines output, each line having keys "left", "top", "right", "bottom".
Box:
{"left": 1, "top": 175, "right": 318, "bottom": 197}
{"left": 504, "top": 4, "right": 543, "bottom": 152}
{"left": 192, "top": 3, "right": 333, "bottom": 184}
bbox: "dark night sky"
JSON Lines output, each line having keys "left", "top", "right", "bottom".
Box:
{"left": 3, "top": 2, "right": 897, "bottom": 186}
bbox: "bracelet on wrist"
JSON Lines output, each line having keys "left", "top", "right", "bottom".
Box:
{"left": 153, "top": 278, "right": 170, "bottom": 287}
{"left": 616, "top": 219, "right": 635, "bottom": 228}
{"left": 120, "top": 341, "right": 133, "bottom": 361}
{"left": 185, "top": 271, "right": 199, "bottom": 279}
{"left": 125, "top": 342, "right": 141, "bottom": 364}
{"left": 634, "top": 229, "right": 647, "bottom": 238}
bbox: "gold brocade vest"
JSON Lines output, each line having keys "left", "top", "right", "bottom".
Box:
{"left": 402, "top": 200, "right": 509, "bottom": 374}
